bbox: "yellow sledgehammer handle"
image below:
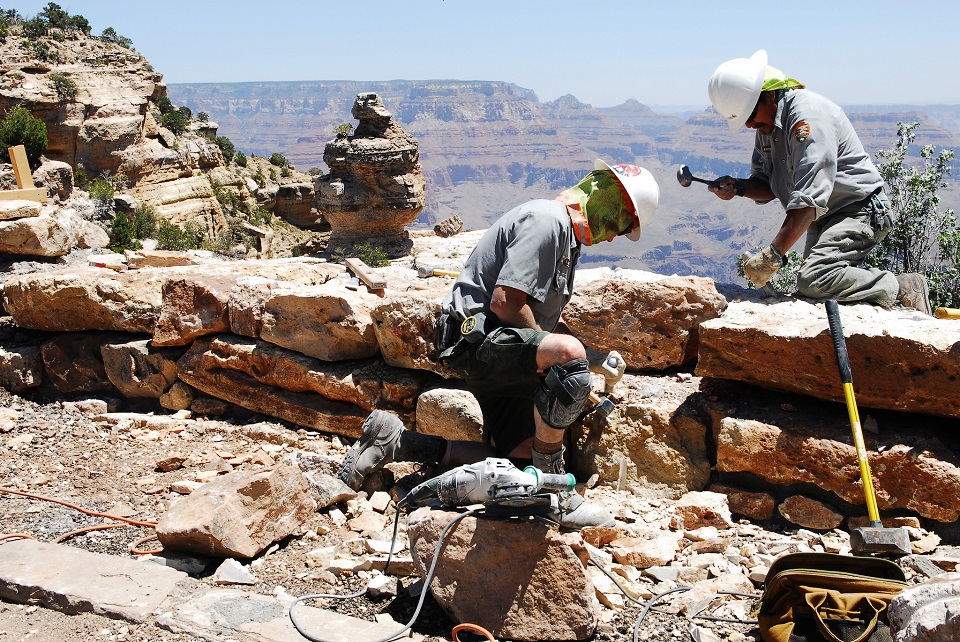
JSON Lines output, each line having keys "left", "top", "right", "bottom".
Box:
{"left": 934, "top": 307, "right": 960, "bottom": 319}
{"left": 825, "top": 300, "right": 882, "bottom": 524}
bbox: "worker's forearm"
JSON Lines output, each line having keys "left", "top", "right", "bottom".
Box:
{"left": 739, "top": 177, "right": 775, "bottom": 202}
{"left": 772, "top": 207, "right": 816, "bottom": 254}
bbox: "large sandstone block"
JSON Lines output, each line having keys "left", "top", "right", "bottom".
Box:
{"left": 0, "top": 345, "right": 42, "bottom": 393}
{"left": 176, "top": 335, "right": 436, "bottom": 437}
{"left": 2, "top": 258, "right": 338, "bottom": 333}
{"left": 407, "top": 507, "right": 598, "bottom": 641}
{"left": 259, "top": 281, "right": 380, "bottom": 361}
{"left": 697, "top": 299, "right": 960, "bottom": 419}
{"left": 705, "top": 397, "right": 960, "bottom": 523}
{"left": 101, "top": 338, "right": 182, "bottom": 398}
{"left": 564, "top": 271, "right": 727, "bottom": 370}
{"left": 157, "top": 465, "right": 316, "bottom": 558}
{"left": 0, "top": 211, "right": 107, "bottom": 257}
{"left": 370, "top": 293, "right": 453, "bottom": 378}
{"left": 572, "top": 373, "right": 710, "bottom": 498}
{"left": 41, "top": 333, "right": 122, "bottom": 394}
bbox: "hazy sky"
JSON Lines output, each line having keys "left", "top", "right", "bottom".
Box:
{"left": 10, "top": 1, "right": 959, "bottom": 108}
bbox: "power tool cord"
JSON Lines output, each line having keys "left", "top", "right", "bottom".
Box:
{"left": 587, "top": 554, "right": 758, "bottom": 641}
{"left": 288, "top": 504, "right": 479, "bottom": 642}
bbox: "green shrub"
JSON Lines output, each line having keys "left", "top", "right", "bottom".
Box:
{"left": 48, "top": 72, "right": 78, "bottom": 101}
{"left": 155, "top": 220, "right": 202, "bottom": 251}
{"left": 334, "top": 122, "right": 353, "bottom": 139}
{"left": 73, "top": 166, "right": 89, "bottom": 189}
{"left": 197, "top": 111, "right": 209, "bottom": 122}
{"left": 234, "top": 151, "right": 247, "bottom": 167}
{"left": 68, "top": 14, "right": 90, "bottom": 34}
{"left": 177, "top": 105, "right": 192, "bottom": 120}
{"left": 87, "top": 178, "right": 114, "bottom": 203}
{"left": 334, "top": 242, "right": 390, "bottom": 267}
{"left": 159, "top": 110, "right": 187, "bottom": 135}
{"left": 0, "top": 105, "right": 48, "bottom": 166}
{"left": 154, "top": 95, "right": 174, "bottom": 115}
{"left": 269, "top": 152, "right": 286, "bottom": 167}
{"left": 132, "top": 204, "right": 156, "bottom": 239}
{"left": 215, "top": 136, "right": 234, "bottom": 164}
{"left": 100, "top": 27, "right": 132, "bottom": 48}
{"left": 252, "top": 169, "right": 265, "bottom": 188}
{"left": 22, "top": 17, "right": 47, "bottom": 38}
{"left": 40, "top": 3, "right": 70, "bottom": 29}
{"left": 280, "top": 165, "right": 291, "bottom": 178}
{"left": 109, "top": 212, "right": 140, "bottom": 252}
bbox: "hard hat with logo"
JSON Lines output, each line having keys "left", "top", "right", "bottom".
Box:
{"left": 708, "top": 49, "right": 767, "bottom": 130}
{"left": 594, "top": 159, "right": 659, "bottom": 241}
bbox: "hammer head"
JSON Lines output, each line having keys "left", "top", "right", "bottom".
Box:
{"left": 677, "top": 165, "right": 694, "bottom": 188}
{"left": 417, "top": 263, "right": 442, "bottom": 278}
{"left": 851, "top": 525, "right": 912, "bottom": 556}
{"left": 591, "top": 396, "right": 615, "bottom": 418}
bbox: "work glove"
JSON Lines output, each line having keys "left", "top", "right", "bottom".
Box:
{"left": 585, "top": 347, "right": 626, "bottom": 393}
{"left": 741, "top": 245, "right": 784, "bottom": 289}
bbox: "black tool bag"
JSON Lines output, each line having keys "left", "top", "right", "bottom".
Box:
{"left": 758, "top": 553, "right": 907, "bottom": 642}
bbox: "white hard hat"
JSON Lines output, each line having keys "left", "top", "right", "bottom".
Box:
{"left": 594, "top": 159, "right": 659, "bottom": 241}
{"left": 708, "top": 49, "right": 767, "bottom": 130}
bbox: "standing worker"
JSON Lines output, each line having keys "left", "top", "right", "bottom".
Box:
{"left": 340, "top": 160, "right": 660, "bottom": 530}
{"left": 706, "top": 49, "right": 930, "bottom": 314}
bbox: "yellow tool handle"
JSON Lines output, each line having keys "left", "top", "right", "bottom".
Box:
{"left": 826, "top": 300, "right": 881, "bottom": 524}
{"left": 934, "top": 307, "right": 960, "bottom": 319}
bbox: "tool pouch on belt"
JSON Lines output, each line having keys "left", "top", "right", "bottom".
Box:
{"left": 435, "top": 312, "right": 490, "bottom": 364}
{"left": 758, "top": 553, "right": 906, "bottom": 642}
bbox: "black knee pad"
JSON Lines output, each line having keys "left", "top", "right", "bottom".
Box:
{"left": 534, "top": 358, "right": 592, "bottom": 428}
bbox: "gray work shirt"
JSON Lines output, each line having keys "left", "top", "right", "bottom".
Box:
{"left": 442, "top": 199, "right": 581, "bottom": 331}
{"left": 750, "top": 88, "right": 884, "bottom": 218}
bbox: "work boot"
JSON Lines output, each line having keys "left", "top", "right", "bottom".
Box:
{"left": 896, "top": 273, "right": 932, "bottom": 316}
{"left": 531, "top": 446, "right": 615, "bottom": 530}
{"left": 338, "top": 410, "right": 446, "bottom": 491}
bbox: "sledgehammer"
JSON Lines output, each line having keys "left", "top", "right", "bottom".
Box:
{"left": 825, "top": 300, "right": 911, "bottom": 556}
{"left": 416, "top": 263, "right": 460, "bottom": 278}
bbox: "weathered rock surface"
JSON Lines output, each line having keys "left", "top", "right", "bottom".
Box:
{"left": 101, "top": 338, "right": 182, "bottom": 398}
{"left": 156, "top": 465, "right": 316, "bottom": 558}
{"left": 2, "top": 258, "right": 338, "bottom": 334}
{"left": 573, "top": 373, "right": 710, "bottom": 497}
{"left": 406, "top": 507, "right": 598, "bottom": 641}
{"left": 563, "top": 273, "right": 727, "bottom": 369}
{"left": 697, "top": 299, "right": 960, "bottom": 418}
{"left": 705, "top": 396, "right": 960, "bottom": 522}
{"left": 889, "top": 572, "right": 960, "bottom": 642}
{"left": 176, "top": 336, "right": 435, "bottom": 437}
{"left": 0, "top": 209, "right": 108, "bottom": 256}
{"left": 317, "top": 92, "right": 424, "bottom": 255}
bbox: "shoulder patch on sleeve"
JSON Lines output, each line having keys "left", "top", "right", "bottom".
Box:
{"left": 792, "top": 121, "right": 810, "bottom": 143}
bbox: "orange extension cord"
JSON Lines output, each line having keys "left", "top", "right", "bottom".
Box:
{"left": 0, "top": 486, "right": 162, "bottom": 554}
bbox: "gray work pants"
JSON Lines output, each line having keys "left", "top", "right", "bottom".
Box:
{"left": 796, "top": 199, "right": 899, "bottom": 306}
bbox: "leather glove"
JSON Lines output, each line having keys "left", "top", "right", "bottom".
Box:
{"left": 741, "top": 245, "right": 783, "bottom": 288}
{"left": 586, "top": 348, "right": 626, "bottom": 393}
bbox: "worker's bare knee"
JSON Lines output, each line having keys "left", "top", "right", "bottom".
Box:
{"left": 537, "top": 333, "right": 586, "bottom": 369}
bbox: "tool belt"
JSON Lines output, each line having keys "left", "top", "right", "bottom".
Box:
{"left": 758, "top": 552, "right": 906, "bottom": 642}
{"left": 434, "top": 311, "right": 498, "bottom": 363}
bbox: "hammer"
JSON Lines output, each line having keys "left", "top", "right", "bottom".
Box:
{"left": 825, "top": 300, "right": 911, "bottom": 556}
{"left": 588, "top": 391, "right": 614, "bottom": 418}
{"left": 417, "top": 263, "right": 460, "bottom": 278}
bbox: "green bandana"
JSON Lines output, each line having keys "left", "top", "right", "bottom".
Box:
{"left": 762, "top": 65, "right": 805, "bottom": 92}
{"left": 558, "top": 170, "right": 633, "bottom": 244}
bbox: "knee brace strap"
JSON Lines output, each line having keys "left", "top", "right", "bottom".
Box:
{"left": 534, "top": 358, "right": 592, "bottom": 428}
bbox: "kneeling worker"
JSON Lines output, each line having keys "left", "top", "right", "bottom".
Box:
{"left": 340, "top": 160, "right": 660, "bottom": 530}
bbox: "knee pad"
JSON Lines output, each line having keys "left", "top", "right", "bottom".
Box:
{"left": 534, "top": 358, "right": 592, "bottom": 428}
